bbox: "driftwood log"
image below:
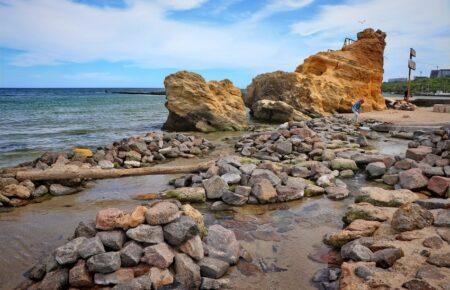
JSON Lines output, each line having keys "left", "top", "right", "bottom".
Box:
{"left": 15, "top": 161, "right": 214, "bottom": 182}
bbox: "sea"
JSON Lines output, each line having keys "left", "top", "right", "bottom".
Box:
{"left": 0, "top": 88, "right": 168, "bottom": 168}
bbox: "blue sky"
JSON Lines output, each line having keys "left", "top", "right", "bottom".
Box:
{"left": 0, "top": 0, "right": 449, "bottom": 88}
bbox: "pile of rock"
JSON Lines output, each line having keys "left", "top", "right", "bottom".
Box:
{"left": 0, "top": 177, "right": 82, "bottom": 207}
{"left": 391, "top": 100, "right": 417, "bottom": 111}
{"left": 319, "top": 186, "right": 450, "bottom": 289}
{"left": 19, "top": 202, "right": 241, "bottom": 290}
{"left": 366, "top": 125, "right": 450, "bottom": 196}
{"left": 21, "top": 131, "right": 213, "bottom": 171}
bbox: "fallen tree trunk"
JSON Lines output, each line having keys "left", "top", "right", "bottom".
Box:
{"left": 15, "top": 161, "right": 214, "bottom": 182}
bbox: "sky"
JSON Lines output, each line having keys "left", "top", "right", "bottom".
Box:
{"left": 0, "top": 0, "right": 449, "bottom": 88}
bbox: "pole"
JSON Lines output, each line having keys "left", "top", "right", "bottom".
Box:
{"left": 407, "top": 67, "right": 411, "bottom": 102}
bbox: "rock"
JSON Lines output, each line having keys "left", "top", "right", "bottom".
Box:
{"left": 340, "top": 242, "right": 373, "bottom": 262}
{"left": 423, "top": 236, "right": 444, "bottom": 249}
{"left": 372, "top": 248, "right": 404, "bottom": 268}
{"left": 423, "top": 166, "right": 445, "bottom": 177}
{"left": 96, "top": 208, "right": 126, "bottom": 230}
{"left": 415, "top": 198, "right": 450, "bottom": 210}
{"left": 162, "top": 187, "right": 206, "bottom": 203}
{"left": 49, "top": 184, "right": 77, "bottom": 196}
{"left": 163, "top": 216, "right": 199, "bottom": 246}
{"left": 427, "top": 252, "right": 450, "bottom": 267}
{"left": 94, "top": 268, "right": 134, "bottom": 285}
{"left": 391, "top": 203, "right": 434, "bottom": 232}
{"left": 343, "top": 202, "right": 395, "bottom": 224}
{"left": 24, "top": 262, "right": 46, "bottom": 281}
{"left": 235, "top": 185, "right": 251, "bottom": 196}
{"left": 250, "top": 169, "right": 281, "bottom": 186}
{"left": 174, "top": 253, "right": 201, "bottom": 289}
{"left": 239, "top": 164, "right": 257, "bottom": 175}
{"left": 326, "top": 186, "right": 349, "bottom": 200}
{"left": 120, "top": 205, "right": 148, "bottom": 228}
{"left": 87, "top": 252, "right": 121, "bottom": 274}
{"left": 0, "top": 177, "right": 18, "bottom": 189}
{"left": 304, "top": 184, "right": 325, "bottom": 197}
{"left": 355, "top": 187, "right": 420, "bottom": 207}
{"left": 55, "top": 237, "right": 87, "bottom": 265}
{"left": 274, "top": 140, "right": 293, "bottom": 155}
{"left": 204, "top": 224, "right": 240, "bottom": 264}
{"left": 222, "top": 189, "right": 248, "bottom": 205}
{"left": 340, "top": 169, "right": 354, "bottom": 178}
{"left": 245, "top": 29, "right": 387, "bottom": 116}
{"left": 181, "top": 204, "right": 207, "bottom": 237}
{"left": 427, "top": 176, "right": 450, "bottom": 196}
{"left": 399, "top": 168, "right": 428, "bottom": 190}
{"left": 221, "top": 173, "right": 241, "bottom": 185}
{"left": 112, "top": 276, "right": 152, "bottom": 290}
{"left": 69, "top": 260, "right": 93, "bottom": 287}
{"left": 199, "top": 257, "right": 229, "bottom": 279}
{"left": 330, "top": 158, "right": 358, "bottom": 171}
{"left": 97, "top": 230, "right": 126, "bottom": 250}
{"left": 126, "top": 225, "right": 164, "bottom": 244}
{"left": 148, "top": 267, "right": 174, "bottom": 289}
{"left": 163, "top": 71, "right": 248, "bottom": 132}
{"left": 72, "top": 221, "right": 96, "bottom": 239}
{"left": 201, "top": 277, "right": 230, "bottom": 290}
{"left": 251, "top": 99, "right": 310, "bottom": 122}
{"left": 120, "top": 241, "right": 143, "bottom": 267}
{"left": 141, "top": 243, "right": 175, "bottom": 268}
{"left": 1, "top": 184, "right": 31, "bottom": 199}
{"left": 354, "top": 265, "right": 373, "bottom": 280}
{"left": 251, "top": 178, "right": 277, "bottom": 203}
{"left": 202, "top": 176, "right": 228, "bottom": 199}
{"left": 382, "top": 173, "right": 399, "bottom": 186}
{"left": 32, "top": 185, "right": 48, "bottom": 198}
{"left": 402, "top": 279, "right": 439, "bottom": 290}
{"left": 99, "top": 160, "right": 114, "bottom": 169}
{"left": 145, "top": 202, "right": 180, "bottom": 225}
{"left": 434, "top": 209, "right": 450, "bottom": 227}
{"left": 323, "top": 219, "right": 381, "bottom": 248}
{"left": 366, "top": 162, "right": 386, "bottom": 178}
{"left": 73, "top": 148, "right": 93, "bottom": 157}
{"left": 437, "top": 228, "right": 450, "bottom": 244}
{"left": 406, "top": 146, "right": 433, "bottom": 161}
{"left": 39, "top": 268, "right": 69, "bottom": 290}
{"left": 78, "top": 236, "right": 105, "bottom": 259}
{"left": 357, "top": 136, "right": 368, "bottom": 147}
{"left": 180, "top": 235, "right": 204, "bottom": 261}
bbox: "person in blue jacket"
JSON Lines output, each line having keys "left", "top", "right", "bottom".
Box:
{"left": 352, "top": 98, "right": 364, "bottom": 123}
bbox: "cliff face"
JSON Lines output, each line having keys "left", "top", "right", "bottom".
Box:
{"left": 246, "top": 28, "right": 387, "bottom": 117}
{"left": 163, "top": 71, "right": 248, "bottom": 132}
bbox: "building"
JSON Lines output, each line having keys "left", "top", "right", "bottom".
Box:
{"left": 430, "top": 69, "right": 450, "bottom": 78}
{"left": 388, "top": 78, "right": 407, "bottom": 82}
{"left": 414, "top": 76, "right": 428, "bottom": 80}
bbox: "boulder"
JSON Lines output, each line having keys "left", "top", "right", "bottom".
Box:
{"left": 86, "top": 252, "right": 121, "bottom": 274}
{"left": 49, "top": 184, "right": 77, "bottom": 196}
{"left": 179, "top": 235, "right": 204, "bottom": 261}
{"left": 1, "top": 184, "right": 31, "bottom": 199}
{"left": 343, "top": 202, "right": 396, "bottom": 224}
{"left": 399, "top": 168, "right": 428, "bottom": 190}
{"left": 405, "top": 146, "right": 433, "bottom": 161}
{"left": 39, "top": 268, "right": 69, "bottom": 290}
{"left": 126, "top": 225, "right": 164, "bottom": 244}
{"left": 251, "top": 179, "right": 278, "bottom": 203}
{"left": 120, "top": 241, "right": 143, "bottom": 267}
{"left": 78, "top": 236, "right": 105, "bottom": 259}
{"left": 162, "top": 187, "right": 206, "bottom": 203}
{"left": 94, "top": 268, "right": 134, "bottom": 285}
{"left": 426, "top": 252, "right": 450, "bottom": 267}
{"left": 148, "top": 267, "right": 174, "bottom": 289}
{"left": 163, "top": 71, "right": 248, "bottom": 132}
{"left": 365, "top": 162, "right": 386, "bottom": 178}
{"left": 202, "top": 176, "right": 228, "bottom": 199}
{"left": 55, "top": 237, "right": 87, "bottom": 265}
{"left": 372, "top": 248, "right": 404, "bottom": 268}
{"left": 251, "top": 99, "right": 310, "bottom": 122}
{"left": 163, "top": 216, "right": 199, "bottom": 246}
{"left": 355, "top": 187, "right": 420, "bottom": 207}
{"left": 427, "top": 176, "right": 450, "bottom": 196}
{"left": 97, "top": 230, "right": 126, "bottom": 250}
{"left": 198, "top": 257, "right": 229, "bottom": 279}
{"left": 181, "top": 204, "right": 207, "bottom": 237}
{"left": 391, "top": 203, "right": 434, "bottom": 232}
{"left": 141, "top": 243, "right": 175, "bottom": 268}
{"left": 331, "top": 158, "right": 358, "bottom": 171}
{"left": 145, "top": 202, "right": 180, "bottom": 225}
{"left": 323, "top": 219, "right": 381, "bottom": 248}
{"left": 245, "top": 29, "right": 387, "bottom": 116}
{"left": 96, "top": 208, "right": 126, "bottom": 230}
{"left": 69, "top": 260, "right": 93, "bottom": 287}
{"left": 174, "top": 253, "right": 201, "bottom": 289}
{"left": 204, "top": 225, "right": 240, "bottom": 264}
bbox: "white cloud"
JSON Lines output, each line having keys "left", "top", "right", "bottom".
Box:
{"left": 248, "top": 0, "right": 314, "bottom": 23}
{"left": 0, "top": 0, "right": 303, "bottom": 72}
{"left": 291, "top": 0, "right": 450, "bottom": 78}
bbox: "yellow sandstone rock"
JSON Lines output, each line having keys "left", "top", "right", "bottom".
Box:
{"left": 73, "top": 148, "right": 93, "bottom": 157}
{"left": 181, "top": 204, "right": 207, "bottom": 237}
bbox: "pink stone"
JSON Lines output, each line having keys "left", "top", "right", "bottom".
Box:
{"left": 428, "top": 176, "right": 450, "bottom": 196}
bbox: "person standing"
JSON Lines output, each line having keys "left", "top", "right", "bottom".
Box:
{"left": 352, "top": 98, "right": 364, "bottom": 123}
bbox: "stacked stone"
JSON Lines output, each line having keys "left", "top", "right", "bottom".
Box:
{"left": 366, "top": 125, "right": 450, "bottom": 197}
{"left": 16, "top": 131, "right": 213, "bottom": 171}
{"left": 318, "top": 184, "right": 450, "bottom": 289}
{"left": 20, "top": 202, "right": 240, "bottom": 290}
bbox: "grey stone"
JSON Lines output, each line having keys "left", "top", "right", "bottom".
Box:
{"left": 218, "top": 163, "right": 241, "bottom": 175}
{"left": 55, "top": 237, "right": 87, "bottom": 265}
{"left": 239, "top": 164, "right": 257, "bottom": 175}
{"left": 94, "top": 268, "right": 134, "bottom": 285}
{"left": 221, "top": 190, "right": 248, "bottom": 205}
{"left": 415, "top": 198, "right": 450, "bottom": 210}
{"left": 205, "top": 224, "right": 239, "bottom": 264}
{"left": 199, "top": 257, "right": 229, "bottom": 279}
{"left": 274, "top": 140, "right": 292, "bottom": 154}
{"left": 97, "top": 230, "right": 126, "bottom": 250}
{"left": 326, "top": 186, "right": 349, "bottom": 201}
{"left": 366, "top": 162, "right": 386, "bottom": 178}
{"left": 434, "top": 209, "right": 450, "bottom": 227}
{"left": 73, "top": 221, "right": 97, "bottom": 239}
{"left": 49, "top": 184, "right": 77, "bottom": 196}
{"left": 141, "top": 243, "right": 175, "bottom": 268}
{"left": 220, "top": 173, "right": 241, "bottom": 185}
{"left": 39, "top": 268, "right": 69, "bottom": 290}
{"left": 202, "top": 176, "right": 228, "bottom": 199}
{"left": 79, "top": 236, "right": 105, "bottom": 259}
{"left": 163, "top": 216, "right": 199, "bottom": 246}
{"left": 250, "top": 169, "right": 281, "bottom": 186}
{"left": 373, "top": 248, "right": 404, "bottom": 268}
{"left": 112, "top": 276, "right": 152, "bottom": 290}
{"left": 354, "top": 265, "right": 373, "bottom": 280}
{"left": 175, "top": 253, "right": 201, "bottom": 289}
{"left": 126, "top": 225, "right": 164, "bottom": 244}
{"left": 32, "top": 185, "right": 48, "bottom": 198}
{"left": 399, "top": 168, "right": 428, "bottom": 190}
{"left": 391, "top": 203, "right": 434, "bottom": 232}
{"left": 120, "top": 241, "right": 143, "bottom": 267}
{"left": 201, "top": 277, "right": 230, "bottom": 290}
{"left": 426, "top": 252, "right": 450, "bottom": 267}
{"left": 87, "top": 252, "right": 121, "bottom": 274}
{"left": 145, "top": 202, "right": 181, "bottom": 225}
{"left": 234, "top": 185, "right": 251, "bottom": 196}
{"left": 341, "top": 242, "right": 373, "bottom": 261}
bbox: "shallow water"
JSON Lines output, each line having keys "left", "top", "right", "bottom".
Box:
{"left": 0, "top": 130, "right": 409, "bottom": 290}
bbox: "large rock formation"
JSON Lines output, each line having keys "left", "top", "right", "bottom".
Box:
{"left": 246, "top": 28, "right": 387, "bottom": 118}
{"left": 163, "top": 71, "right": 248, "bottom": 132}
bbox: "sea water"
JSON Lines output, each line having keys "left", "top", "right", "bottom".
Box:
{"left": 0, "top": 88, "right": 167, "bottom": 168}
